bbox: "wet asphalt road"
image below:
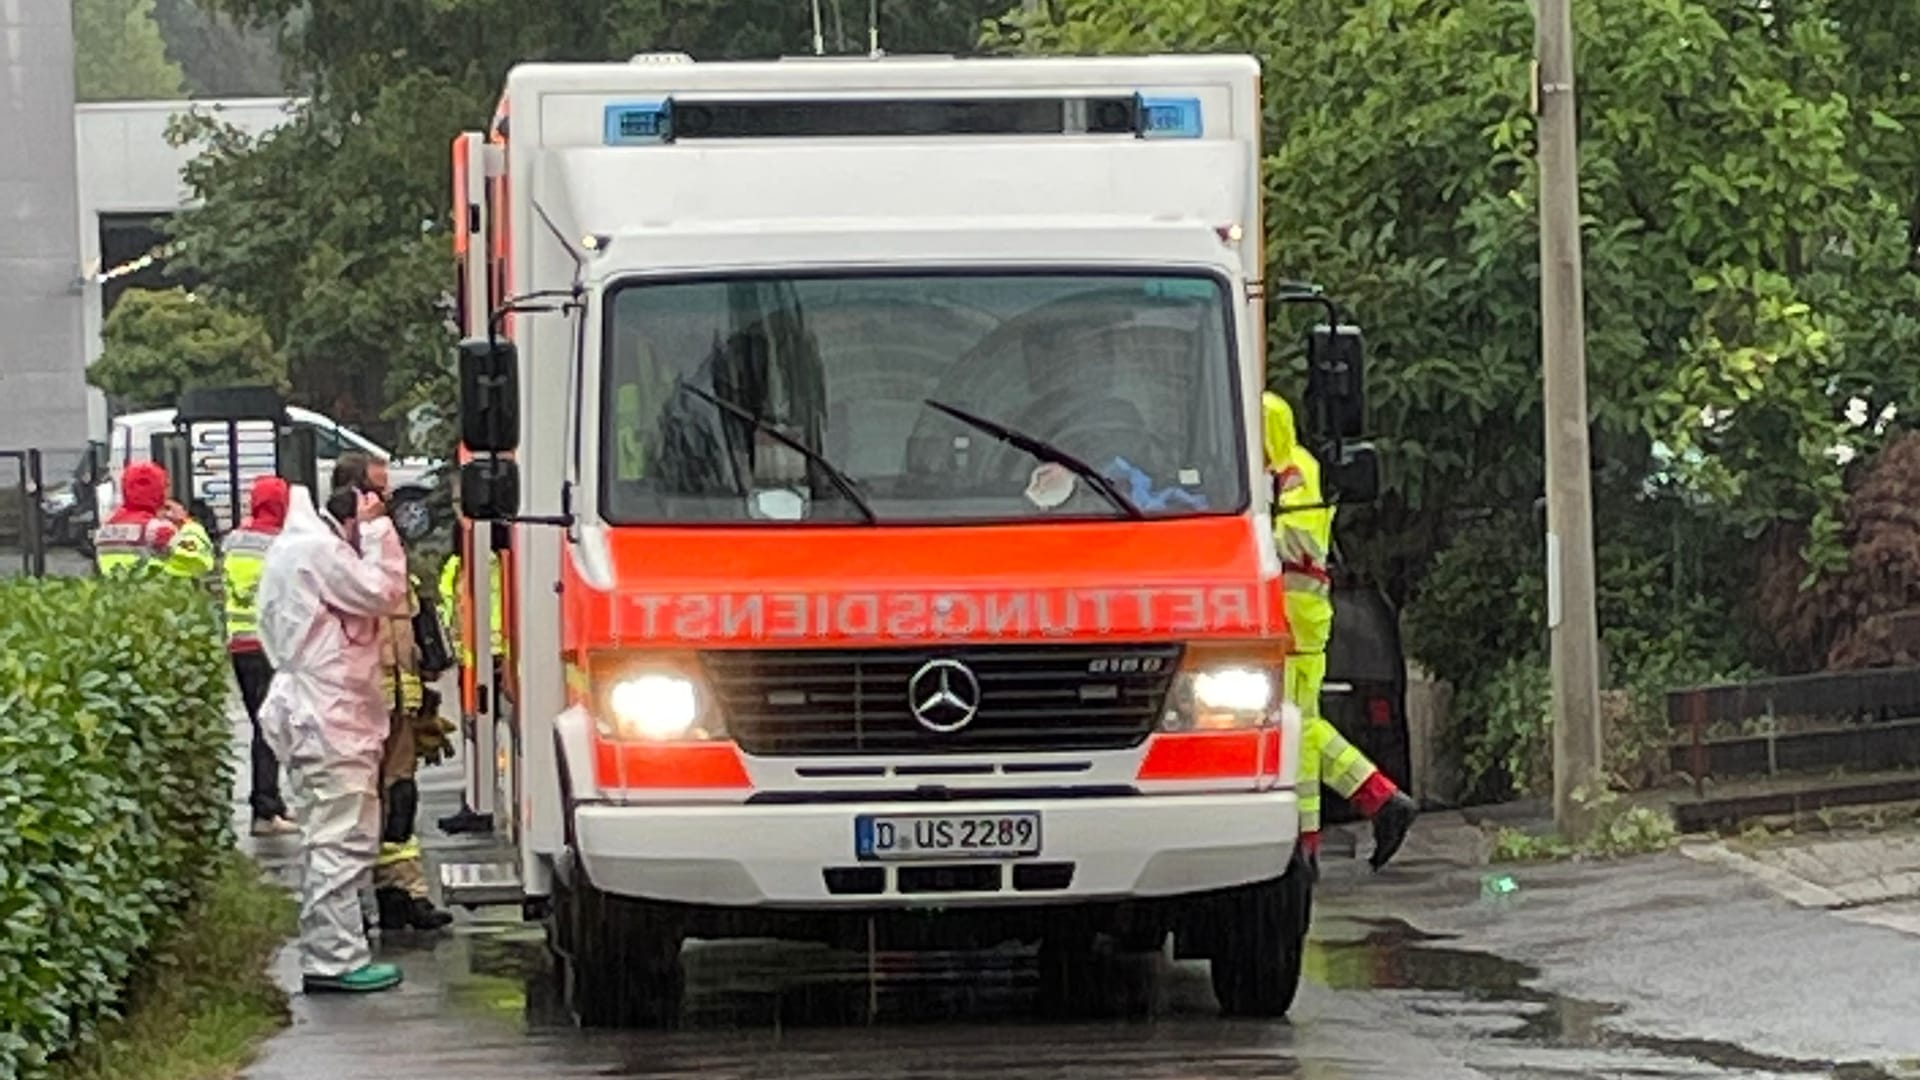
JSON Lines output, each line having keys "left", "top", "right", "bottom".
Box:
{"left": 238, "top": 734, "right": 1920, "bottom": 1080}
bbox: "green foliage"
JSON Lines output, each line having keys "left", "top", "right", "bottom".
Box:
{"left": 1490, "top": 789, "right": 1679, "bottom": 862}
{"left": 0, "top": 574, "right": 232, "bottom": 1080}
{"left": 997, "top": 2, "right": 1920, "bottom": 740}
{"left": 1489, "top": 827, "right": 1573, "bottom": 864}
{"left": 150, "top": 0, "right": 284, "bottom": 98}
{"left": 1456, "top": 655, "right": 1554, "bottom": 799}
{"left": 48, "top": 855, "right": 294, "bottom": 1080}
{"left": 74, "top": 0, "right": 187, "bottom": 102}
{"left": 88, "top": 287, "right": 285, "bottom": 411}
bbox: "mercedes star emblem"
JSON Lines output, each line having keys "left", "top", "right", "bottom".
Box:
{"left": 907, "top": 658, "right": 981, "bottom": 733}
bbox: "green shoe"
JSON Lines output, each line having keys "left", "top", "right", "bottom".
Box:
{"left": 303, "top": 963, "right": 403, "bottom": 995}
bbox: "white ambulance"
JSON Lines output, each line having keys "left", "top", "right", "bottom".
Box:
{"left": 442, "top": 52, "right": 1376, "bottom": 1026}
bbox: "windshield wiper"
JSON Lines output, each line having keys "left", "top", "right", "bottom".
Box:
{"left": 676, "top": 383, "right": 878, "bottom": 524}
{"left": 923, "top": 398, "right": 1145, "bottom": 520}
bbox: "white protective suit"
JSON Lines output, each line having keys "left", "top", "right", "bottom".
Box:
{"left": 257, "top": 486, "right": 410, "bottom": 978}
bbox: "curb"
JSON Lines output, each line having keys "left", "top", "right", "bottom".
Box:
{"left": 1677, "top": 840, "right": 1849, "bottom": 909}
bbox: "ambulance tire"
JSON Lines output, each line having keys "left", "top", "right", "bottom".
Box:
{"left": 554, "top": 871, "right": 685, "bottom": 1029}
{"left": 1209, "top": 860, "right": 1311, "bottom": 1018}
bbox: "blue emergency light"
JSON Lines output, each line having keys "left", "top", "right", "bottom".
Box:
{"left": 604, "top": 100, "right": 673, "bottom": 145}
{"left": 601, "top": 93, "right": 1202, "bottom": 144}
{"left": 1137, "top": 96, "right": 1203, "bottom": 139}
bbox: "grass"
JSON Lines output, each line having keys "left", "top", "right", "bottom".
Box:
{"left": 50, "top": 854, "right": 296, "bottom": 1080}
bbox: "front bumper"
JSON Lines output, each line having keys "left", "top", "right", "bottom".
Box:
{"left": 573, "top": 791, "right": 1297, "bottom": 908}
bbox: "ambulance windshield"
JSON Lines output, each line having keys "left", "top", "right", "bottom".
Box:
{"left": 599, "top": 271, "right": 1245, "bottom": 525}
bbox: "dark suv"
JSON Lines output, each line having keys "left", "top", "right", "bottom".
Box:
{"left": 1319, "top": 582, "right": 1413, "bottom": 823}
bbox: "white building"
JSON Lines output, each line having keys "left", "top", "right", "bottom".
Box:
{"left": 74, "top": 97, "right": 296, "bottom": 437}
{"left": 0, "top": 3, "right": 87, "bottom": 465}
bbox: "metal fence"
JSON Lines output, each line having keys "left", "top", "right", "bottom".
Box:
{"left": 0, "top": 447, "right": 96, "bottom": 579}
{"left": 1666, "top": 667, "right": 1920, "bottom": 830}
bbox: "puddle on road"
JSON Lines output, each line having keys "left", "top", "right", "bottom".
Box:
{"left": 1312, "top": 918, "right": 1889, "bottom": 1079}
{"left": 419, "top": 912, "right": 1904, "bottom": 1079}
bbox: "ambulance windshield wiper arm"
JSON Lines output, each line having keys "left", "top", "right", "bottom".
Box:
{"left": 676, "top": 383, "right": 878, "bottom": 524}
{"left": 923, "top": 398, "right": 1145, "bottom": 520}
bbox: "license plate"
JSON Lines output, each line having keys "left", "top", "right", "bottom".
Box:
{"left": 854, "top": 812, "right": 1042, "bottom": 862}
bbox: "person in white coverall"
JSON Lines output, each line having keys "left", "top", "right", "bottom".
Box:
{"left": 257, "top": 483, "right": 411, "bottom": 994}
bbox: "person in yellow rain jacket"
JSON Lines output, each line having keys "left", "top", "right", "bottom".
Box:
{"left": 436, "top": 532, "right": 506, "bottom": 836}
{"left": 373, "top": 579, "right": 456, "bottom": 932}
{"left": 438, "top": 547, "right": 506, "bottom": 667}
{"left": 223, "top": 475, "right": 296, "bottom": 837}
{"left": 1265, "top": 392, "right": 1416, "bottom": 871}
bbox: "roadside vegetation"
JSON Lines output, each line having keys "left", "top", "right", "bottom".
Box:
{"left": 0, "top": 574, "right": 250, "bottom": 1079}
{"left": 48, "top": 857, "right": 295, "bottom": 1080}
{"left": 1489, "top": 789, "right": 1682, "bottom": 863}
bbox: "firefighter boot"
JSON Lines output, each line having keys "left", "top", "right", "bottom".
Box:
{"left": 405, "top": 896, "right": 454, "bottom": 931}
{"left": 439, "top": 806, "right": 493, "bottom": 836}
{"left": 1370, "top": 792, "right": 1418, "bottom": 871}
{"left": 376, "top": 887, "right": 413, "bottom": 931}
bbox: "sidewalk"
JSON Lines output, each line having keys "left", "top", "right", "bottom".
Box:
{"left": 1682, "top": 825, "right": 1920, "bottom": 937}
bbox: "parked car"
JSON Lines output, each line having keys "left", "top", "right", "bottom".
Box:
{"left": 1320, "top": 582, "right": 1415, "bottom": 824}
{"left": 39, "top": 443, "right": 105, "bottom": 556}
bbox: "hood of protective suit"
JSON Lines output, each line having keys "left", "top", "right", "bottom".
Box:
{"left": 246, "top": 475, "right": 291, "bottom": 532}
{"left": 122, "top": 461, "right": 169, "bottom": 514}
{"left": 1262, "top": 392, "right": 1298, "bottom": 468}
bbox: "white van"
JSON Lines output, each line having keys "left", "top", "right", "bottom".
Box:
{"left": 97, "top": 405, "right": 439, "bottom": 537}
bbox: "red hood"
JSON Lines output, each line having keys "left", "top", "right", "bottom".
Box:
{"left": 121, "top": 461, "right": 170, "bottom": 514}
{"left": 245, "top": 475, "right": 290, "bottom": 532}
{"left": 563, "top": 517, "right": 1284, "bottom": 649}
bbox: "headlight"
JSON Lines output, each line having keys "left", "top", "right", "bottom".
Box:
{"left": 605, "top": 673, "right": 703, "bottom": 741}
{"left": 1192, "top": 667, "right": 1273, "bottom": 712}
{"left": 1161, "top": 659, "right": 1281, "bottom": 732}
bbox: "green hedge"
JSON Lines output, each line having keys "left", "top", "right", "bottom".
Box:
{"left": 0, "top": 574, "right": 232, "bottom": 1079}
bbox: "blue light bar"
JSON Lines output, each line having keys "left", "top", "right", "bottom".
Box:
{"left": 604, "top": 100, "right": 673, "bottom": 145}
{"left": 1137, "top": 96, "right": 1203, "bottom": 140}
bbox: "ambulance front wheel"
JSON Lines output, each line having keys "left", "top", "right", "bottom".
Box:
{"left": 1208, "top": 855, "right": 1312, "bottom": 1018}
{"left": 552, "top": 867, "right": 686, "bottom": 1028}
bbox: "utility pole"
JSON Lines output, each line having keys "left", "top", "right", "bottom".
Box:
{"left": 1536, "top": 0, "right": 1604, "bottom": 840}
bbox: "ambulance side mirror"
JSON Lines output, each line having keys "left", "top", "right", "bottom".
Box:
{"left": 460, "top": 458, "right": 519, "bottom": 520}
{"left": 1324, "top": 441, "right": 1381, "bottom": 505}
{"left": 459, "top": 338, "right": 519, "bottom": 453}
{"left": 1305, "top": 323, "right": 1366, "bottom": 441}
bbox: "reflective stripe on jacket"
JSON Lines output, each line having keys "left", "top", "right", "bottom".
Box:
{"left": 222, "top": 527, "right": 276, "bottom": 649}
{"left": 1275, "top": 441, "right": 1335, "bottom": 653}
{"left": 95, "top": 517, "right": 173, "bottom": 574}
{"left": 380, "top": 577, "right": 425, "bottom": 711}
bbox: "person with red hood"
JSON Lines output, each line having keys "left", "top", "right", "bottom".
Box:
{"left": 224, "top": 475, "right": 298, "bottom": 837}
{"left": 95, "top": 461, "right": 210, "bottom": 576}
{"left": 95, "top": 461, "right": 173, "bottom": 572}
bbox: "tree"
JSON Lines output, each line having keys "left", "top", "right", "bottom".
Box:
{"left": 993, "top": 0, "right": 1920, "bottom": 792}
{"left": 151, "top": 0, "right": 285, "bottom": 98}
{"left": 73, "top": 0, "right": 187, "bottom": 102}
{"left": 1759, "top": 432, "right": 1920, "bottom": 671}
{"left": 89, "top": 287, "right": 285, "bottom": 410}
{"left": 995, "top": 0, "right": 1920, "bottom": 591}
